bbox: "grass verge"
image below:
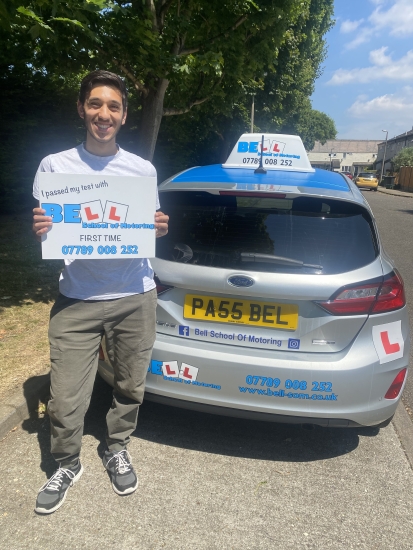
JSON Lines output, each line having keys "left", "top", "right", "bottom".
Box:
{"left": 0, "top": 210, "right": 62, "bottom": 400}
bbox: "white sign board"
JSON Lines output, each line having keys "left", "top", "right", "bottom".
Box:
{"left": 223, "top": 133, "right": 314, "bottom": 173}
{"left": 39, "top": 173, "right": 157, "bottom": 259}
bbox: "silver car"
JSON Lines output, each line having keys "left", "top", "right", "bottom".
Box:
{"left": 99, "top": 133, "right": 409, "bottom": 428}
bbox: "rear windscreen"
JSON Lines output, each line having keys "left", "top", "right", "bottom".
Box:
{"left": 156, "top": 192, "right": 379, "bottom": 275}
{"left": 358, "top": 173, "right": 376, "bottom": 179}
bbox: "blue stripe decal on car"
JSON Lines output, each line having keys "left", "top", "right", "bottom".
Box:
{"left": 169, "top": 165, "right": 350, "bottom": 191}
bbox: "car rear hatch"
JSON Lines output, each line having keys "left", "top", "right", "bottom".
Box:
{"left": 357, "top": 174, "right": 377, "bottom": 184}
{"left": 152, "top": 190, "right": 385, "bottom": 354}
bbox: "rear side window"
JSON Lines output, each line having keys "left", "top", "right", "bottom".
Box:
{"left": 156, "top": 192, "right": 379, "bottom": 275}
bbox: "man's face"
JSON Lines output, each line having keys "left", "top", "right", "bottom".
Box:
{"left": 77, "top": 85, "right": 126, "bottom": 147}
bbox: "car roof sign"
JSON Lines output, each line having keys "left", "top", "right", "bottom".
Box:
{"left": 223, "top": 133, "right": 314, "bottom": 173}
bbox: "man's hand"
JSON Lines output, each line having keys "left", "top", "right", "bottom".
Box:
{"left": 155, "top": 211, "right": 169, "bottom": 238}
{"left": 33, "top": 207, "right": 52, "bottom": 242}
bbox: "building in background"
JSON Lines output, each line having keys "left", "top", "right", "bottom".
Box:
{"left": 307, "top": 140, "right": 382, "bottom": 175}
{"left": 376, "top": 128, "right": 413, "bottom": 175}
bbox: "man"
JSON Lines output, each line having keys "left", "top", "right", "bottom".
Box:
{"left": 32, "top": 70, "right": 169, "bottom": 514}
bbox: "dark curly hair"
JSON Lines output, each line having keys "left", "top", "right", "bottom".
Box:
{"left": 79, "top": 70, "right": 128, "bottom": 111}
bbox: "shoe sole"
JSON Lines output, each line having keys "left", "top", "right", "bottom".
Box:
{"left": 111, "top": 478, "right": 138, "bottom": 496}
{"left": 34, "top": 464, "right": 84, "bottom": 515}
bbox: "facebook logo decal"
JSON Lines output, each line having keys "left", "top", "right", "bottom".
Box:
{"left": 179, "top": 326, "right": 190, "bottom": 336}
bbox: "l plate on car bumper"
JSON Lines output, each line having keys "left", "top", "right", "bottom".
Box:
{"left": 183, "top": 294, "right": 298, "bottom": 330}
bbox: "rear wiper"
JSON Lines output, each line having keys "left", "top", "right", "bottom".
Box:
{"left": 241, "top": 252, "right": 323, "bottom": 270}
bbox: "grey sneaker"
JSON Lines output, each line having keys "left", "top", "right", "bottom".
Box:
{"left": 35, "top": 460, "right": 83, "bottom": 514}
{"left": 103, "top": 449, "right": 138, "bottom": 495}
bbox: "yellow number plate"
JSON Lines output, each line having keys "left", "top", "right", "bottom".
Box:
{"left": 183, "top": 294, "right": 298, "bottom": 330}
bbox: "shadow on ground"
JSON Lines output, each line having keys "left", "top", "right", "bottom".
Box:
{"left": 21, "top": 374, "right": 380, "bottom": 477}
{"left": 397, "top": 210, "right": 413, "bottom": 216}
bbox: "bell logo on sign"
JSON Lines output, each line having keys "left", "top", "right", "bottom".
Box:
{"left": 372, "top": 321, "right": 404, "bottom": 364}
{"left": 161, "top": 361, "right": 180, "bottom": 377}
{"left": 80, "top": 200, "right": 104, "bottom": 223}
{"left": 223, "top": 133, "right": 313, "bottom": 172}
{"left": 259, "top": 139, "right": 286, "bottom": 155}
{"left": 179, "top": 363, "right": 199, "bottom": 381}
{"left": 103, "top": 201, "right": 129, "bottom": 224}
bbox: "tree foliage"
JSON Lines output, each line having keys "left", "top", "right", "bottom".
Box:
{"left": 1, "top": 0, "right": 337, "bottom": 211}
{"left": 4, "top": 0, "right": 335, "bottom": 160}
{"left": 282, "top": 104, "right": 337, "bottom": 150}
{"left": 153, "top": 0, "right": 336, "bottom": 170}
{"left": 0, "top": 25, "right": 83, "bottom": 212}
{"left": 250, "top": 0, "right": 336, "bottom": 147}
{"left": 393, "top": 147, "right": 413, "bottom": 171}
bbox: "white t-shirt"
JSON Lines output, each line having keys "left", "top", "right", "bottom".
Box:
{"left": 33, "top": 144, "right": 160, "bottom": 300}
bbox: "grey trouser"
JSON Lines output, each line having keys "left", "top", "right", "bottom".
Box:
{"left": 47, "top": 290, "right": 157, "bottom": 466}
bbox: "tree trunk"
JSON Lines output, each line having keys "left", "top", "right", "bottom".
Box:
{"left": 137, "top": 78, "right": 169, "bottom": 161}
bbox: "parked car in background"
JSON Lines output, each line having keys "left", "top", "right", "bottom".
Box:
{"left": 99, "top": 133, "right": 409, "bottom": 429}
{"left": 354, "top": 172, "right": 379, "bottom": 191}
{"left": 342, "top": 171, "right": 353, "bottom": 180}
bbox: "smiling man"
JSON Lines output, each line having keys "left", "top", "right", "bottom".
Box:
{"left": 32, "top": 70, "right": 168, "bottom": 514}
{"left": 78, "top": 78, "right": 127, "bottom": 155}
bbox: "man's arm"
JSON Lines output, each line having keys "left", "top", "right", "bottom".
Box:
{"left": 155, "top": 211, "right": 169, "bottom": 238}
{"left": 32, "top": 205, "right": 53, "bottom": 242}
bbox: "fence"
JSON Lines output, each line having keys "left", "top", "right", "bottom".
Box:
{"left": 399, "top": 166, "right": 413, "bottom": 192}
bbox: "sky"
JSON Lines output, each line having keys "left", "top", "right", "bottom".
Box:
{"left": 311, "top": 0, "right": 413, "bottom": 141}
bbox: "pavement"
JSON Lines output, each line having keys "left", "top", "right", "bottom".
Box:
{"left": 1, "top": 370, "right": 413, "bottom": 548}
{"left": 377, "top": 186, "right": 413, "bottom": 198}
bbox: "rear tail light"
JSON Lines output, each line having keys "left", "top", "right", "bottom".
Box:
{"left": 154, "top": 275, "right": 173, "bottom": 296}
{"left": 371, "top": 272, "right": 405, "bottom": 313}
{"left": 317, "top": 284, "right": 379, "bottom": 315}
{"left": 317, "top": 271, "right": 405, "bottom": 316}
{"left": 384, "top": 368, "right": 407, "bottom": 399}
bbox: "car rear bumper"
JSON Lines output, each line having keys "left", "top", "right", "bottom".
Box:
{"left": 98, "top": 309, "right": 409, "bottom": 427}
{"left": 142, "top": 393, "right": 379, "bottom": 427}
{"left": 98, "top": 360, "right": 365, "bottom": 426}
{"left": 356, "top": 182, "right": 379, "bottom": 189}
